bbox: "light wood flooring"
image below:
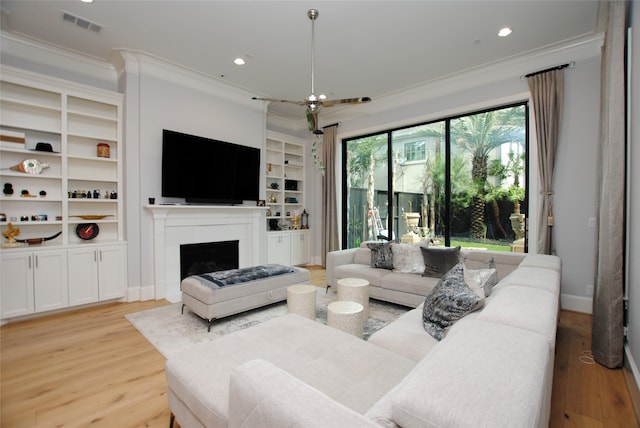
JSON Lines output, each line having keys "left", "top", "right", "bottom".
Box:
{"left": 1, "top": 266, "right": 638, "bottom": 427}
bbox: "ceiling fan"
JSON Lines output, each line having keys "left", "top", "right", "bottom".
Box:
{"left": 252, "top": 9, "right": 371, "bottom": 135}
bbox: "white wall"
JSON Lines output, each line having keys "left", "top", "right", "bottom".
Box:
{"left": 114, "top": 51, "right": 266, "bottom": 300}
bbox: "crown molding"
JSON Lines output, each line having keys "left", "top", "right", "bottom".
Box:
{"left": 0, "top": 31, "right": 118, "bottom": 90}
{"left": 111, "top": 49, "right": 263, "bottom": 112}
{"left": 321, "top": 33, "right": 604, "bottom": 124}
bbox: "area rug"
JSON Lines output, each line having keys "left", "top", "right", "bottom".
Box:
{"left": 126, "top": 288, "right": 409, "bottom": 358}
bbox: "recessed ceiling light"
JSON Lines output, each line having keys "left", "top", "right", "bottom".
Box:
{"left": 81, "top": 0, "right": 94, "bottom": 3}
{"left": 498, "top": 27, "right": 512, "bottom": 37}
{"left": 233, "top": 58, "right": 246, "bottom": 66}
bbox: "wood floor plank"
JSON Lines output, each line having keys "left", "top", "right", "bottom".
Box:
{"left": 1, "top": 270, "right": 638, "bottom": 427}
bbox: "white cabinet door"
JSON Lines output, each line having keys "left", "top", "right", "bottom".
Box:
{"left": 97, "top": 245, "right": 126, "bottom": 301}
{"left": 267, "top": 233, "right": 290, "bottom": 265}
{"left": 1, "top": 252, "right": 35, "bottom": 318}
{"left": 67, "top": 247, "right": 100, "bottom": 306}
{"left": 33, "top": 250, "right": 68, "bottom": 312}
{"left": 290, "top": 231, "right": 310, "bottom": 266}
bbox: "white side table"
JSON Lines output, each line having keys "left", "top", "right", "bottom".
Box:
{"left": 286, "top": 284, "right": 317, "bottom": 320}
{"left": 327, "top": 301, "right": 364, "bottom": 338}
{"left": 337, "top": 277, "right": 370, "bottom": 318}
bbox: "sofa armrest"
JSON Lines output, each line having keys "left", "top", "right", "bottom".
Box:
{"left": 326, "top": 248, "right": 358, "bottom": 287}
{"left": 229, "top": 359, "right": 380, "bottom": 428}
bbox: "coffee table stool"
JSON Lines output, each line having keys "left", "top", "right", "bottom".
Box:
{"left": 327, "top": 301, "right": 364, "bottom": 338}
{"left": 286, "top": 284, "right": 317, "bottom": 320}
{"left": 337, "top": 277, "right": 370, "bottom": 318}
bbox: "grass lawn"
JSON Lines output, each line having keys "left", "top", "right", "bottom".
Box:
{"left": 450, "top": 239, "right": 511, "bottom": 252}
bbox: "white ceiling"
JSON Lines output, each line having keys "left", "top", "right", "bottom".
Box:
{"left": 0, "top": 1, "right": 603, "bottom": 119}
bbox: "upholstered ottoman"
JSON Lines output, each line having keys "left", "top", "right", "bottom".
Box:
{"left": 287, "top": 284, "right": 318, "bottom": 319}
{"left": 181, "top": 264, "right": 311, "bottom": 330}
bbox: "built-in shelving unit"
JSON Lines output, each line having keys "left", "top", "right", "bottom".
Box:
{"left": 264, "top": 131, "right": 310, "bottom": 265}
{"left": 0, "top": 66, "right": 126, "bottom": 320}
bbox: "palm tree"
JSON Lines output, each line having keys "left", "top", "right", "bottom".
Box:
{"left": 451, "top": 107, "right": 525, "bottom": 240}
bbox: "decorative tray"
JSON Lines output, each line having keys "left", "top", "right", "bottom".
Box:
{"left": 71, "top": 215, "right": 113, "bottom": 220}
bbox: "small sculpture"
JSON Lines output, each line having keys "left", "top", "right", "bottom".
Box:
{"left": 3, "top": 183, "right": 14, "bottom": 196}
{"left": 10, "top": 159, "right": 50, "bottom": 174}
{"left": 2, "top": 223, "right": 22, "bottom": 247}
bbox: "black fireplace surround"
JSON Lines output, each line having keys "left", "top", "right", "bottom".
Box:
{"left": 180, "top": 240, "right": 239, "bottom": 280}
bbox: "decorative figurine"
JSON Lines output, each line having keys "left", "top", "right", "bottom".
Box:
{"left": 10, "top": 159, "right": 50, "bottom": 174}
{"left": 2, "top": 223, "right": 23, "bottom": 247}
{"left": 3, "top": 183, "right": 14, "bottom": 196}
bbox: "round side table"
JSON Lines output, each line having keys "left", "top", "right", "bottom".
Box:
{"left": 337, "top": 277, "right": 370, "bottom": 318}
{"left": 286, "top": 284, "right": 317, "bottom": 320}
{"left": 327, "top": 301, "right": 364, "bottom": 338}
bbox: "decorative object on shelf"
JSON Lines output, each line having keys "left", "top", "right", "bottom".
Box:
{"left": 0, "top": 213, "right": 6, "bottom": 222}
{"left": 270, "top": 182, "right": 279, "bottom": 189}
{"left": 257, "top": 199, "right": 265, "bottom": 207}
{"left": 71, "top": 214, "right": 113, "bottom": 220}
{"left": 268, "top": 193, "right": 277, "bottom": 203}
{"left": 39, "top": 190, "right": 47, "bottom": 197}
{"left": 267, "top": 163, "right": 272, "bottom": 172}
{"left": 9, "top": 159, "right": 50, "bottom": 175}
{"left": 33, "top": 142, "right": 55, "bottom": 152}
{"left": 15, "top": 230, "right": 62, "bottom": 246}
{"left": 76, "top": 223, "right": 99, "bottom": 240}
{"left": 301, "top": 209, "right": 309, "bottom": 229}
{"left": 148, "top": 197, "right": 156, "bottom": 205}
{"left": 266, "top": 208, "right": 272, "bottom": 217}
{"left": 0, "top": 129, "right": 26, "bottom": 147}
{"left": 285, "top": 197, "right": 298, "bottom": 203}
{"left": 268, "top": 219, "right": 280, "bottom": 231}
{"left": 97, "top": 142, "right": 110, "bottom": 158}
{"left": 20, "top": 189, "right": 35, "bottom": 198}
{"left": 292, "top": 214, "right": 300, "bottom": 230}
{"left": 3, "top": 182, "right": 14, "bottom": 196}
{"left": 278, "top": 218, "right": 291, "bottom": 230}
{"left": 285, "top": 180, "right": 298, "bottom": 191}
{"left": 2, "top": 223, "right": 23, "bottom": 247}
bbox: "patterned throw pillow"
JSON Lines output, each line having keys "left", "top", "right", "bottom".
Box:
{"left": 367, "top": 242, "right": 394, "bottom": 270}
{"left": 391, "top": 242, "right": 428, "bottom": 274}
{"left": 420, "top": 246, "right": 461, "bottom": 278}
{"left": 422, "top": 262, "right": 484, "bottom": 340}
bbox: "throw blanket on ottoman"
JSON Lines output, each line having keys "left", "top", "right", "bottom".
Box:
{"left": 194, "top": 264, "right": 296, "bottom": 289}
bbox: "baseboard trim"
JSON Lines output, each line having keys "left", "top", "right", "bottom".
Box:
{"left": 126, "top": 285, "right": 156, "bottom": 302}
{"left": 624, "top": 345, "right": 640, "bottom": 424}
{"left": 560, "top": 294, "right": 593, "bottom": 314}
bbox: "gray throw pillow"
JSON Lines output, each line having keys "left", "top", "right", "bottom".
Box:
{"left": 422, "top": 262, "right": 483, "bottom": 340}
{"left": 367, "top": 242, "right": 394, "bottom": 270}
{"left": 420, "top": 246, "right": 461, "bottom": 277}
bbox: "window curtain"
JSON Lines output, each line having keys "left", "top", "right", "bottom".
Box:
{"left": 321, "top": 124, "right": 340, "bottom": 267}
{"left": 527, "top": 69, "right": 564, "bottom": 255}
{"left": 592, "top": 0, "right": 627, "bottom": 369}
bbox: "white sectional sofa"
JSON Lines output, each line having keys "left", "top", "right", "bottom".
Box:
{"left": 165, "top": 248, "right": 561, "bottom": 428}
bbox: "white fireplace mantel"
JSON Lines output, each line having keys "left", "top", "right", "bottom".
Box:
{"left": 147, "top": 205, "right": 267, "bottom": 302}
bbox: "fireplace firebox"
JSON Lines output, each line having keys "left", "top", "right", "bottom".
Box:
{"left": 180, "top": 240, "right": 239, "bottom": 280}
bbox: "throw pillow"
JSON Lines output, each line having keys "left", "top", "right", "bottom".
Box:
{"left": 420, "top": 246, "right": 461, "bottom": 278}
{"left": 391, "top": 242, "right": 428, "bottom": 274}
{"left": 422, "top": 262, "right": 484, "bottom": 340}
{"left": 367, "top": 242, "right": 394, "bottom": 270}
{"left": 463, "top": 266, "right": 498, "bottom": 297}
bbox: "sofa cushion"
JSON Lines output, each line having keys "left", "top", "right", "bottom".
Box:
{"left": 391, "top": 242, "right": 428, "bottom": 274}
{"left": 421, "top": 246, "right": 461, "bottom": 278}
{"left": 478, "top": 285, "right": 559, "bottom": 350}
{"left": 392, "top": 320, "right": 549, "bottom": 428}
{"left": 460, "top": 249, "right": 525, "bottom": 281}
{"left": 380, "top": 273, "right": 440, "bottom": 297}
{"left": 367, "top": 242, "right": 394, "bottom": 270}
{"left": 354, "top": 247, "right": 372, "bottom": 265}
{"left": 166, "top": 314, "right": 416, "bottom": 427}
{"left": 498, "top": 266, "right": 561, "bottom": 296}
{"left": 422, "top": 262, "right": 483, "bottom": 340}
{"left": 368, "top": 304, "right": 438, "bottom": 362}
{"left": 333, "top": 264, "right": 391, "bottom": 287}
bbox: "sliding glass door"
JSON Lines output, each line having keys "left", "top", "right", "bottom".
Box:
{"left": 342, "top": 102, "right": 528, "bottom": 252}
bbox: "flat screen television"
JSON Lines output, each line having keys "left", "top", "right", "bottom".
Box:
{"left": 161, "top": 129, "right": 260, "bottom": 204}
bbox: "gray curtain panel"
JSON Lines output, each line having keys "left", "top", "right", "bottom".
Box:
{"left": 527, "top": 69, "right": 564, "bottom": 256}
{"left": 592, "top": 0, "right": 627, "bottom": 369}
{"left": 321, "top": 125, "right": 340, "bottom": 267}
